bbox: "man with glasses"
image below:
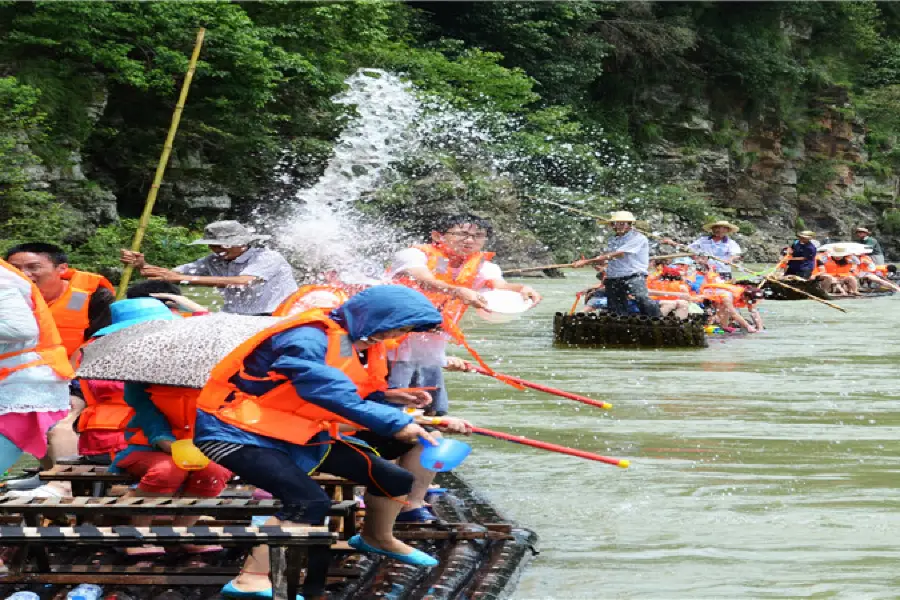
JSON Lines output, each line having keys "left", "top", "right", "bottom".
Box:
{"left": 385, "top": 214, "right": 539, "bottom": 523}
{"left": 389, "top": 214, "right": 541, "bottom": 412}
{"left": 573, "top": 211, "right": 661, "bottom": 317}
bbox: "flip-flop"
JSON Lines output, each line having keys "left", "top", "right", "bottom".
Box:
{"left": 347, "top": 534, "right": 437, "bottom": 567}
{"left": 221, "top": 581, "right": 303, "bottom": 599}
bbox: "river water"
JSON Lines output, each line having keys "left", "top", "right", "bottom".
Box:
{"left": 448, "top": 270, "right": 900, "bottom": 600}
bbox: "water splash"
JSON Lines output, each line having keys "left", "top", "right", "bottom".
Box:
{"left": 274, "top": 69, "right": 424, "bottom": 281}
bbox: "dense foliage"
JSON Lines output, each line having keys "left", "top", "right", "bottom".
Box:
{"left": 2, "top": 1, "right": 900, "bottom": 265}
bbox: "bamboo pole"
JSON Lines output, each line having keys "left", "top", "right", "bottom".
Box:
{"left": 504, "top": 252, "right": 692, "bottom": 275}
{"left": 117, "top": 28, "right": 207, "bottom": 300}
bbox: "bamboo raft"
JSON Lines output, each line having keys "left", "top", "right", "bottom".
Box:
{"left": 762, "top": 278, "right": 831, "bottom": 301}
{"left": 554, "top": 312, "right": 709, "bottom": 348}
{"left": 0, "top": 467, "right": 537, "bottom": 600}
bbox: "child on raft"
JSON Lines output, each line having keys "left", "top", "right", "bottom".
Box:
{"left": 94, "top": 298, "right": 232, "bottom": 557}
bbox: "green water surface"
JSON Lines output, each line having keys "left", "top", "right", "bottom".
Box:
{"left": 447, "top": 270, "right": 900, "bottom": 600}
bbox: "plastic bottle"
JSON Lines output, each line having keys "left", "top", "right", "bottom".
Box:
{"left": 66, "top": 585, "right": 103, "bottom": 600}
{"left": 5, "top": 592, "right": 40, "bottom": 600}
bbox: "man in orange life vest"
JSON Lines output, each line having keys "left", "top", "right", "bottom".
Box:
{"left": 6, "top": 243, "right": 114, "bottom": 487}
{"left": 387, "top": 214, "right": 542, "bottom": 416}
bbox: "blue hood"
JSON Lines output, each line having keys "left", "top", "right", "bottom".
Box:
{"left": 330, "top": 285, "right": 442, "bottom": 341}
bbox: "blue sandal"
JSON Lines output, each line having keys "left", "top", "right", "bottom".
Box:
{"left": 396, "top": 506, "right": 439, "bottom": 523}
{"left": 221, "top": 581, "right": 303, "bottom": 599}
{"left": 348, "top": 534, "right": 438, "bottom": 567}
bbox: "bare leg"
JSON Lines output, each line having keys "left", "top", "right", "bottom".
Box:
{"left": 673, "top": 300, "right": 689, "bottom": 320}
{"left": 45, "top": 396, "right": 85, "bottom": 465}
{"left": 232, "top": 516, "right": 281, "bottom": 592}
{"left": 123, "top": 488, "right": 168, "bottom": 555}
{"left": 842, "top": 276, "right": 859, "bottom": 295}
{"left": 398, "top": 436, "right": 437, "bottom": 512}
{"left": 361, "top": 493, "right": 419, "bottom": 555}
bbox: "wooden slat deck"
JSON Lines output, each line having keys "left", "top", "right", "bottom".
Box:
{"left": 0, "top": 525, "right": 335, "bottom": 599}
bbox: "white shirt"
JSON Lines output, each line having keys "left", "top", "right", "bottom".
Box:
{"left": 387, "top": 247, "right": 503, "bottom": 365}
{"left": 688, "top": 235, "right": 742, "bottom": 274}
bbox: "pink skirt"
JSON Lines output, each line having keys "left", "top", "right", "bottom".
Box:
{"left": 0, "top": 410, "right": 68, "bottom": 457}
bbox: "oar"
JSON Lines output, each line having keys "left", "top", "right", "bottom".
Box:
{"left": 117, "top": 27, "right": 207, "bottom": 299}
{"left": 504, "top": 253, "right": 693, "bottom": 275}
{"left": 470, "top": 425, "right": 629, "bottom": 468}
{"left": 463, "top": 363, "right": 612, "bottom": 410}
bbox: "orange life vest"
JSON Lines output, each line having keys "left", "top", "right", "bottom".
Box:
{"left": 74, "top": 343, "right": 134, "bottom": 433}
{"left": 127, "top": 386, "right": 201, "bottom": 447}
{"left": 822, "top": 257, "right": 857, "bottom": 277}
{"left": 195, "top": 310, "right": 389, "bottom": 445}
{"left": 647, "top": 278, "right": 691, "bottom": 301}
{"left": 48, "top": 269, "right": 114, "bottom": 357}
{"left": 875, "top": 264, "right": 890, "bottom": 277}
{"left": 857, "top": 255, "right": 876, "bottom": 274}
{"left": 272, "top": 285, "right": 350, "bottom": 317}
{"left": 394, "top": 244, "right": 495, "bottom": 329}
{"left": 0, "top": 259, "right": 74, "bottom": 382}
{"left": 701, "top": 282, "right": 751, "bottom": 309}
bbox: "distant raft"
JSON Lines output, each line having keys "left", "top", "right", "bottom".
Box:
{"left": 762, "top": 277, "right": 831, "bottom": 301}
{"left": 553, "top": 312, "right": 709, "bottom": 348}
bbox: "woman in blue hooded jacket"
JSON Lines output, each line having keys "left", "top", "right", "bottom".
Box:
{"left": 194, "top": 286, "right": 445, "bottom": 599}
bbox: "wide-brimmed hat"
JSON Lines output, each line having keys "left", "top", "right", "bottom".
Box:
{"left": 797, "top": 230, "right": 816, "bottom": 238}
{"left": 855, "top": 227, "right": 871, "bottom": 235}
{"left": 606, "top": 211, "right": 636, "bottom": 223}
{"left": 819, "top": 242, "right": 872, "bottom": 257}
{"left": 191, "top": 220, "right": 271, "bottom": 246}
{"left": 827, "top": 244, "right": 868, "bottom": 258}
{"left": 93, "top": 298, "right": 179, "bottom": 337}
{"left": 703, "top": 220, "right": 740, "bottom": 233}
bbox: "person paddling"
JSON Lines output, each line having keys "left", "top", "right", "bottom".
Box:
{"left": 687, "top": 221, "right": 742, "bottom": 280}
{"left": 120, "top": 220, "right": 298, "bottom": 315}
{"left": 783, "top": 231, "right": 819, "bottom": 279}
{"left": 572, "top": 211, "right": 661, "bottom": 317}
{"left": 855, "top": 227, "right": 885, "bottom": 265}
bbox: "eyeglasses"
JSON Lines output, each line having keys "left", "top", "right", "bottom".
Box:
{"left": 444, "top": 231, "right": 487, "bottom": 241}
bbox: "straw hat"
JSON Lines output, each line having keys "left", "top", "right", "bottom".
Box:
{"left": 606, "top": 211, "right": 636, "bottom": 223}
{"left": 797, "top": 230, "right": 816, "bottom": 239}
{"left": 702, "top": 220, "right": 740, "bottom": 233}
{"left": 855, "top": 226, "right": 871, "bottom": 235}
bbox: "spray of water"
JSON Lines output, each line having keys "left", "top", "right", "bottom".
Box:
{"left": 267, "top": 68, "right": 650, "bottom": 282}
{"left": 273, "top": 70, "right": 424, "bottom": 281}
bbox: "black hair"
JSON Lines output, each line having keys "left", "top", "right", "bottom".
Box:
{"left": 434, "top": 214, "right": 493, "bottom": 238}
{"left": 126, "top": 280, "right": 182, "bottom": 299}
{"left": 888, "top": 264, "right": 897, "bottom": 274}
{"left": 5, "top": 242, "right": 68, "bottom": 266}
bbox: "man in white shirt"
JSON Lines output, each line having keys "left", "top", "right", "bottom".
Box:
{"left": 687, "top": 221, "right": 742, "bottom": 280}
{"left": 387, "top": 215, "right": 541, "bottom": 416}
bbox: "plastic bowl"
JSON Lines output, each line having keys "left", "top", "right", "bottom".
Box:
{"left": 419, "top": 437, "right": 472, "bottom": 472}
{"left": 475, "top": 290, "right": 535, "bottom": 323}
